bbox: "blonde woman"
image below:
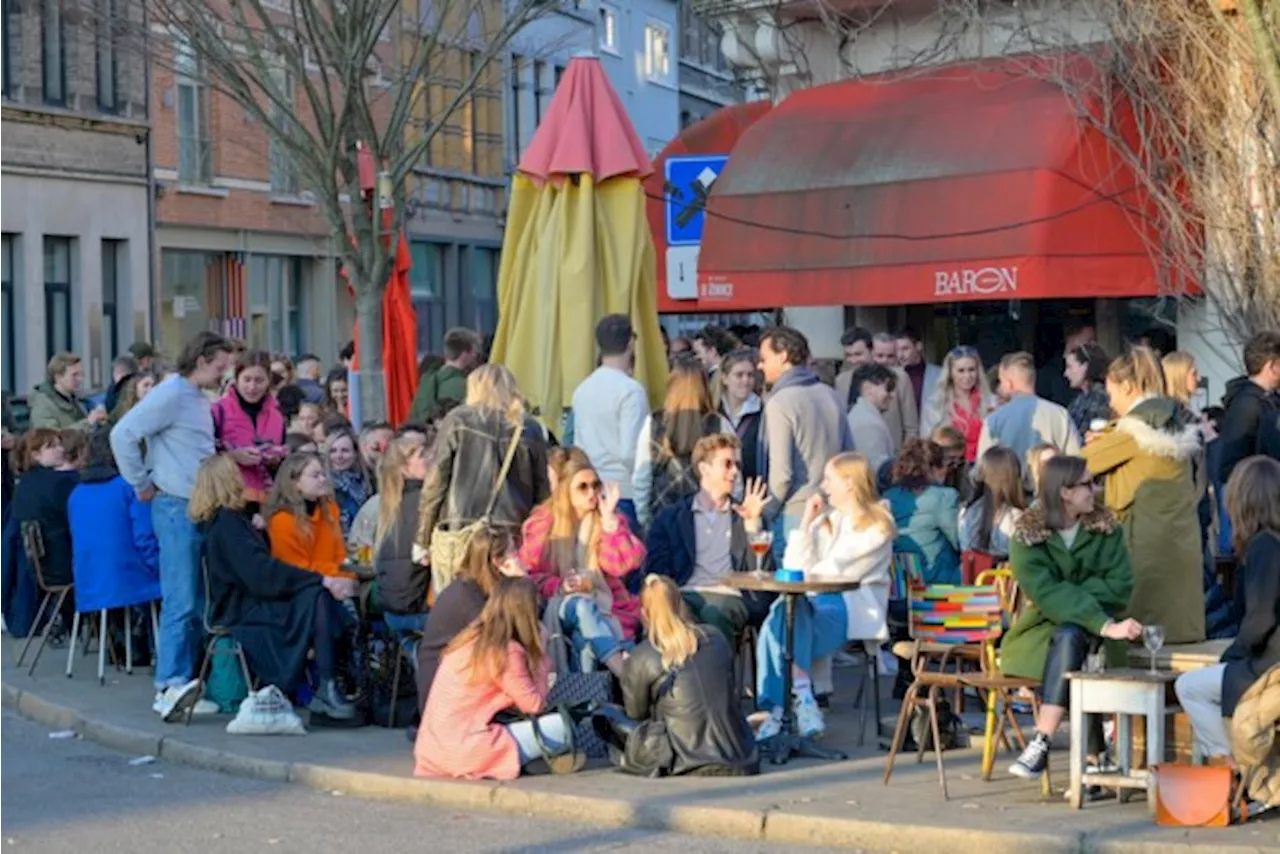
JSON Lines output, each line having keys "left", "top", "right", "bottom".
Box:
{"left": 592, "top": 575, "right": 760, "bottom": 777}
{"left": 634, "top": 360, "right": 734, "bottom": 527}
{"left": 520, "top": 449, "right": 644, "bottom": 676}
{"left": 415, "top": 363, "right": 551, "bottom": 556}
{"left": 372, "top": 440, "right": 431, "bottom": 643}
{"left": 757, "top": 452, "right": 896, "bottom": 740}
{"left": 194, "top": 454, "right": 356, "bottom": 720}
{"left": 1082, "top": 346, "right": 1204, "bottom": 643}
{"left": 920, "top": 345, "right": 994, "bottom": 462}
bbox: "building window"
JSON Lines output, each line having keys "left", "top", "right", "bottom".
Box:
{"left": 268, "top": 67, "right": 300, "bottom": 195}
{"left": 461, "top": 50, "right": 479, "bottom": 174}
{"left": 2, "top": 0, "right": 19, "bottom": 100}
{"left": 175, "top": 37, "right": 212, "bottom": 184}
{"left": 532, "top": 60, "right": 546, "bottom": 123}
{"left": 95, "top": 0, "right": 118, "bottom": 112}
{"left": 43, "top": 237, "right": 73, "bottom": 360}
{"left": 598, "top": 4, "right": 618, "bottom": 55}
{"left": 409, "top": 241, "right": 444, "bottom": 354}
{"left": 41, "top": 0, "right": 66, "bottom": 106}
{"left": 466, "top": 246, "right": 499, "bottom": 335}
{"left": 2, "top": 235, "right": 15, "bottom": 393}
{"left": 247, "top": 254, "right": 305, "bottom": 352}
{"left": 680, "top": 1, "right": 699, "bottom": 64}
{"left": 645, "top": 22, "right": 672, "bottom": 86}
{"left": 101, "top": 239, "right": 122, "bottom": 365}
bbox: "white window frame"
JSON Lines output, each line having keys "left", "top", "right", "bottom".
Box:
{"left": 268, "top": 64, "right": 301, "bottom": 196}
{"left": 597, "top": 3, "right": 619, "bottom": 56}
{"left": 644, "top": 19, "right": 673, "bottom": 87}
{"left": 175, "top": 36, "right": 212, "bottom": 184}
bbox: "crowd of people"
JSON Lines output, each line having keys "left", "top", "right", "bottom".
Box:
{"left": 2, "top": 314, "right": 1278, "bottom": 791}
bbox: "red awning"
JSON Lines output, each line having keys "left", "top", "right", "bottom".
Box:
{"left": 687, "top": 56, "right": 1164, "bottom": 312}
{"left": 645, "top": 102, "right": 772, "bottom": 313}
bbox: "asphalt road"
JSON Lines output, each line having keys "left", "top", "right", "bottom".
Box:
{"left": 0, "top": 710, "right": 840, "bottom": 853}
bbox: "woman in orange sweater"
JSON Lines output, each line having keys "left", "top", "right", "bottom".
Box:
{"left": 266, "top": 453, "right": 357, "bottom": 582}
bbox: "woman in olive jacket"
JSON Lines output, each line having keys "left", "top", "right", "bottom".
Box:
{"left": 1000, "top": 455, "right": 1142, "bottom": 781}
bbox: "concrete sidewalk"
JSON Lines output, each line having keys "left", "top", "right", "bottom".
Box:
{"left": 3, "top": 643, "right": 1276, "bottom": 853}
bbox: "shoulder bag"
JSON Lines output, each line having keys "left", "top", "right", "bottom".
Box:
{"left": 428, "top": 423, "right": 523, "bottom": 596}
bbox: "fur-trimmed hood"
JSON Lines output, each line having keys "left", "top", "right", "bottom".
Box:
{"left": 1013, "top": 503, "right": 1118, "bottom": 546}
{"left": 1113, "top": 397, "right": 1201, "bottom": 461}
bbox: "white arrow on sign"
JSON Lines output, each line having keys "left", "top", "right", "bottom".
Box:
{"left": 666, "top": 246, "right": 699, "bottom": 300}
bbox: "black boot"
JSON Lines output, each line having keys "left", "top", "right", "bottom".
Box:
{"left": 590, "top": 704, "right": 638, "bottom": 751}
{"left": 309, "top": 678, "right": 355, "bottom": 720}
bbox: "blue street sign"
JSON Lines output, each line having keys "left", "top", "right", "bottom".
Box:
{"left": 664, "top": 154, "right": 728, "bottom": 247}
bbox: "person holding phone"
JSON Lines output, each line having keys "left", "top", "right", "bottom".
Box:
{"left": 212, "top": 350, "right": 287, "bottom": 505}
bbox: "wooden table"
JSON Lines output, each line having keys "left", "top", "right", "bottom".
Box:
{"left": 1065, "top": 668, "right": 1180, "bottom": 812}
{"left": 724, "top": 573, "right": 861, "bottom": 765}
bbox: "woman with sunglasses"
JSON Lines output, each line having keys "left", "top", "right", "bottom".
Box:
{"left": 520, "top": 449, "right": 644, "bottom": 677}
{"left": 1082, "top": 347, "right": 1205, "bottom": 644}
{"left": 1002, "top": 455, "right": 1141, "bottom": 780}
{"left": 920, "top": 345, "right": 995, "bottom": 463}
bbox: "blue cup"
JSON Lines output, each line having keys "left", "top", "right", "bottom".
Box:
{"left": 775, "top": 568, "right": 804, "bottom": 583}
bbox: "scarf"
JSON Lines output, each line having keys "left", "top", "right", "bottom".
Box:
{"left": 330, "top": 468, "right": 371, "bottom": 533}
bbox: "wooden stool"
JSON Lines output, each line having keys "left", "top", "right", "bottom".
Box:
{"left": 1066, "top": 669, "right": 1179, "bottom": 812}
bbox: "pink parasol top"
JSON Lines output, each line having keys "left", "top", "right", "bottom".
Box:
{"left": 517, "top": 55, "right": 653, "bottom": 185}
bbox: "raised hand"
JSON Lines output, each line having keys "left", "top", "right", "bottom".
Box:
{"left": 734, "top": 477, "right": 769, "bottom": 523}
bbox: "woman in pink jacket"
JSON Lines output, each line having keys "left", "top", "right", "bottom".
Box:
{"left": 520, "top": 449, "right": 644, "bottom": 677}
{"left": 415, "top": 578, "right": 584, "bottom": 779}
{"left": 213, "top": 350, "right": 287, "bottom": 504}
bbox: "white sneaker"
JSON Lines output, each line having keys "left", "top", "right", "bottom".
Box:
{"left": 191, "top": 698, "right": 219, "bottom": 716}
{"left": 756, "top": 706, "right": 783, "bottom": 742}
{"left": 153, "top": 679, "right": 204, "bottom": 723}
{"left": 794, "top": 692, "right": 826, "bottom": 738}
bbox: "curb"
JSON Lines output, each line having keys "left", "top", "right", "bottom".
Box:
{"left": 4, "top": 681, "right": 1269, "bottom": 853}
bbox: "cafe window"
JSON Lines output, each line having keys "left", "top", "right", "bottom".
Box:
{"left": 246, "top": 254, "right": 306, "bottom": 353}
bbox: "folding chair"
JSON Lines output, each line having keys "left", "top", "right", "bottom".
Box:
{"left": 187, "top": 559, "right": 254, "bottom": 724}
{"left": 66, "top": 601, "right": 160, "bottom": 684}
{"left": 15, "top": 521, "right": 74, "bottom": 676}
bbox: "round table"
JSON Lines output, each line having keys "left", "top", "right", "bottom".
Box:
{"left": 723, "top": 573, "right": 862, "bottom": 765}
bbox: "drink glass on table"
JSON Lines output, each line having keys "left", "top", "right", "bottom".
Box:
{"left": 749, "top": 531, "right": 773, "bottom": 576}
{"left": 1143, "top": 624, "right": 1164, "bottom": 675}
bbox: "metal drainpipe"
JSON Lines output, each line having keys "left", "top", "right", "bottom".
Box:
{"left": 142, "top": 1, "right": 158, "bottom": 344}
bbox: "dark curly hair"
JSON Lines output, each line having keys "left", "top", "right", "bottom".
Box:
{"left": 891, "top": 438, "right": 945, "bottom": 491}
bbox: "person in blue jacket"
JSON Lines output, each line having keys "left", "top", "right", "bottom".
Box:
{"left": 67, "top": 429, "right": 161, "bottom": 642}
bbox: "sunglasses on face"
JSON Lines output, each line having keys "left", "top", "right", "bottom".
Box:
{"left": 1072, "top": 477, "right": 1101, "bottom": 489}
{"left": 575, "top": 480, "right": 603, "bottom": 493}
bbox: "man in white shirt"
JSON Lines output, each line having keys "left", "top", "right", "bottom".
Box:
{"left": 571, "top": 314, "right": 649, "bottom": 531}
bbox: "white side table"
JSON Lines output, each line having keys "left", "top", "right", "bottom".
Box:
{"left": 1065, "top": 669, "right": 1179, "bottom": 812}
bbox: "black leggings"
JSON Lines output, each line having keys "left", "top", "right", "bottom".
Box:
{"left": 312, "top": 595, "right": 352, "bottom": 683}
{"left": 1042, "top": 623, "right": 1105, "bottom": 752}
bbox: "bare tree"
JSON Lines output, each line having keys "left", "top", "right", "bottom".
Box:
{"left": 128, "top": 0, "right": 548, "bottom": 418}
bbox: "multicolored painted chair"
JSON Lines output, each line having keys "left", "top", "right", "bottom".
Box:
{"left": 883, "top": 583, "right": 1044, "bottom": 798}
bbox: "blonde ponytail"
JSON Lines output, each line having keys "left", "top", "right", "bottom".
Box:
{"left": 641, "top": 575, "right": 700, "bottom": 670}
{"left": 1107, "top": 345, "right": 1165, "bottom": 398}
{"left": 375, "top": 442, "right": 410, "bottom": 545}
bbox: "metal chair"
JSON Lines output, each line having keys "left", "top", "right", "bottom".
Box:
{"left": 734, "top": 624, "right": 759, "bottom": 707}
{"left": 187, "top": 559, "right": 254, "bottom": 724}
{"left": 842, "top": 641, "right": 882, "bottom": 747}
{"left": 15, "top": 521, "right": 74, "bottom": 676}
{"left": 66, "top": 602, "right": 160, "bottom": 684}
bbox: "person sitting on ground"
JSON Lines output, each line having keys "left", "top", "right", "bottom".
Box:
{"left": 1002, "top": 455, "right": 1141, "bottom": 780}
{"left": 756, "top": 453, "right": 894, "bottom": 741}
{"left": 593, "top": 575, "right": 760, "bottom": 777}
{"left": 959, "top": 446, "right": 1027, "bottom": 561}
{"left": 883, "top": 438, "right": 962, "bottom": 585}
{"left": 1176, "top": 456, "right": 1280, "bottom": 766}
{"left": 324, "top": 426, "right": 372, "bottom": 535}
{"left": 265, "top": 454, "right": 355, "bottom": 581}
{"left": 373, "top": 439, "right": 432, "bottom": 645}
{"left": 194, "top": 454, "right": 357, "bottom": 721}
{"left": 67, "top": 430, "right": 161, "bottom": 649}
{"left": 415, "top": 526, "right": 524, "bottom": 713}
{"left": 415, "top": 577, "right": 585, "bottom": 779}
{"left": 642, "top": 434, "right": 774, "bottom": 650}
{"left": 520, "top": 449, "right": 644, "bottom": 676}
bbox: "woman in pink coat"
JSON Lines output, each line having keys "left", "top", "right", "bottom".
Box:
{"left": 213, "top": 350, "right": 287, "bottom": 503}
{"left": 414, "top": 578, "right": 584, "bottom": 779}
{"left": 520, "top": 449, "right": 645, "bottom": 677}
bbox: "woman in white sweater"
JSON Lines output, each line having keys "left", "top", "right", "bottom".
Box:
{"left": 755, "top": 452, "right": 895, "bottom": 741}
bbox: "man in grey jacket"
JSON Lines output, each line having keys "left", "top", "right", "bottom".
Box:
{"left": 757, "top": 326, "right": 855, "bottom": 558}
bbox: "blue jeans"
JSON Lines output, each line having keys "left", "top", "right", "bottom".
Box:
{"left": 558, "top": 594, "right": 632, "bottom": 672}
{"left": 151, "top": 494, "right": 205, "bottom": 691}
{"left": 756, "top": 593, "right": 848, "bottom": 710}
{"left": 508, "top": 712, "right": 573, "bottom": 765}
{"left": 383, "top": 612, "right": 427, "bottom": 663}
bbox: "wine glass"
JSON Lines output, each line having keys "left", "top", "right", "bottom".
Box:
{"left": 1143, "top": 624, "right": 1164, "bottom": 675}
{"left": 748, "top": 531, "right": 773, "bottom": 576}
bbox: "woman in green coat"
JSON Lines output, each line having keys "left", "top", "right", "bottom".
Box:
{"left": 1002, "top": 455, "right": 1143, "bottom": 780}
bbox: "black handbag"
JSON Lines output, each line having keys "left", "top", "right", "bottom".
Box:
{"left": 547, "top": 671, "right": 612, "bottom": 758}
